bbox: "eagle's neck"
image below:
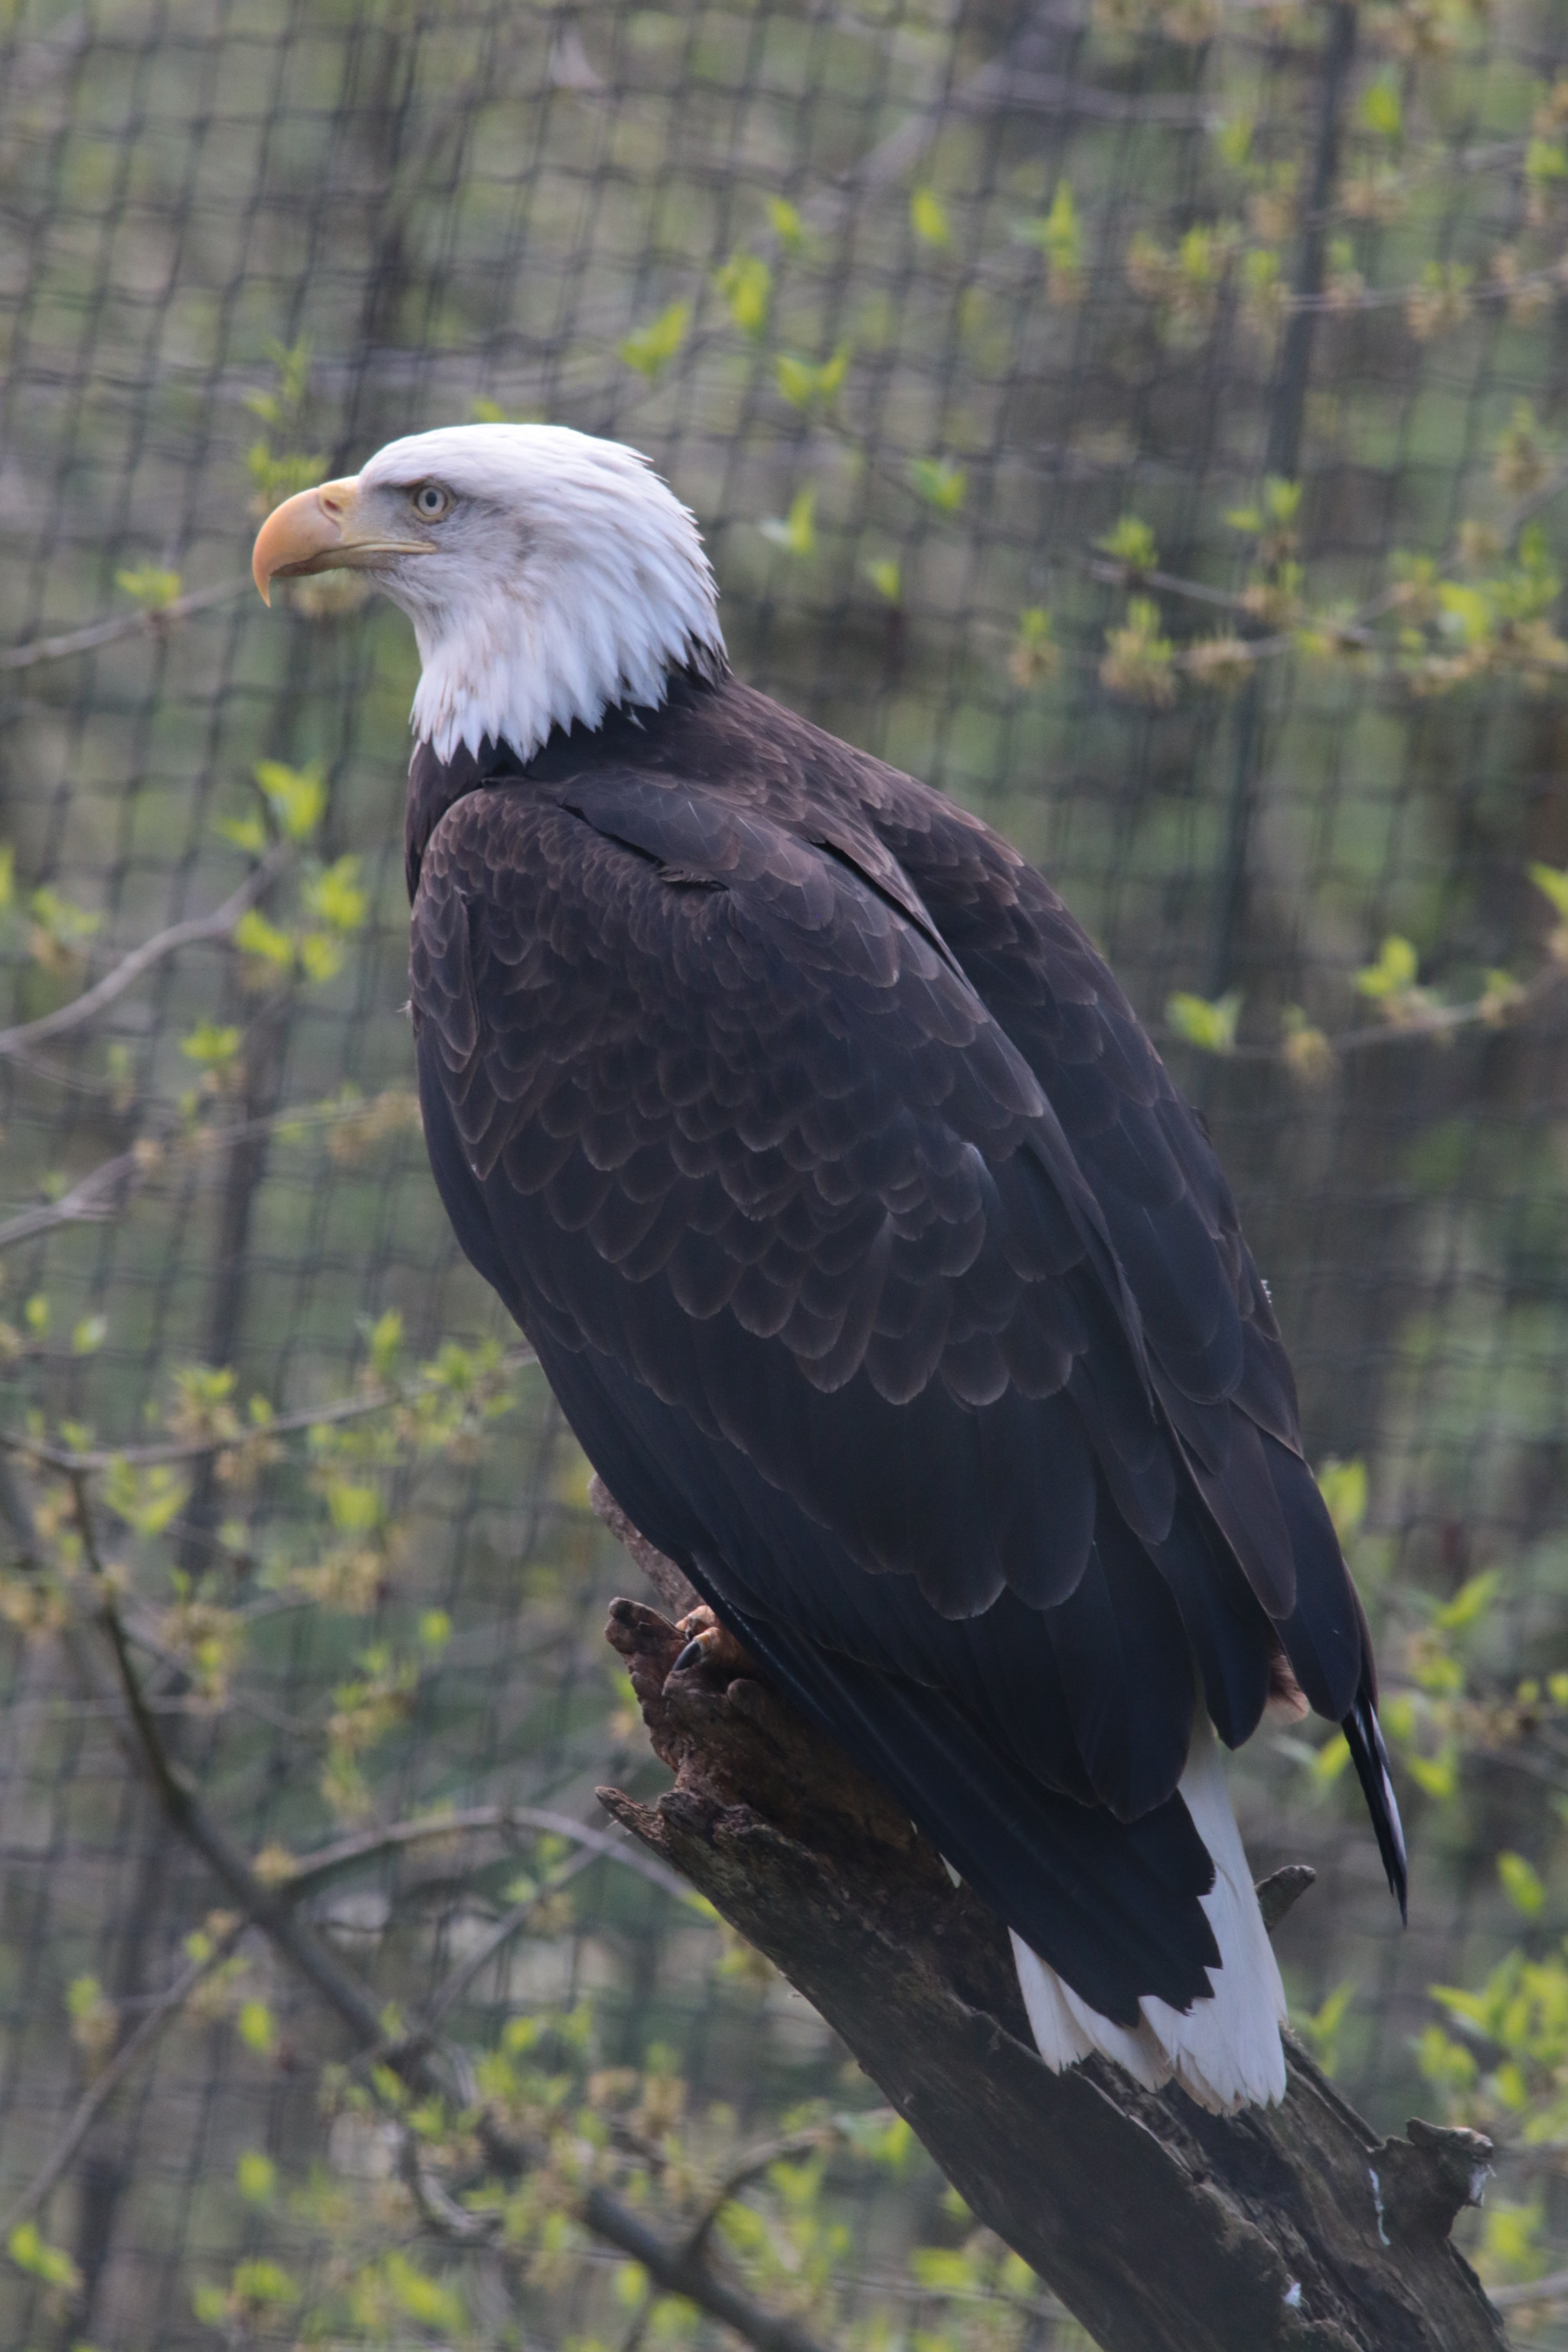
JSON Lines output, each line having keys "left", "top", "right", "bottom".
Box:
{"left": 410, "top": 594, "right": 726, "bottom": 770}
{"left": 403, "top": 660, "right": 729, "bottom": 898}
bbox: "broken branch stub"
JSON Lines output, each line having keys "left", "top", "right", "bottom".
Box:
{"left": 596, "top": 1574, "right": 1503, "bottom": 2352}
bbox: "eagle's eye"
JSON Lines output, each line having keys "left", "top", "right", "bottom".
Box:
{"left": 411, "top": 482, "right": 453, "bottom": 522}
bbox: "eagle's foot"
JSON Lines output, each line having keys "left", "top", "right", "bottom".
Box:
{"left": 668, "top": 1605, "right": 755, "bottom": 1686}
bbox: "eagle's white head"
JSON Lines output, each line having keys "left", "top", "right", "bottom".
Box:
{"left": 251, "top": 423, "right": 726, "bottom": 765}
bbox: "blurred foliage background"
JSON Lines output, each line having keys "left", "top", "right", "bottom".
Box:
{"left": 8, "top": 0, "right": 1568, "bottom": 2341}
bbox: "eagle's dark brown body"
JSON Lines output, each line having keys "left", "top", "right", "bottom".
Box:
{"left": 407, "top": 666, "right": 1403, "bottom": 2026}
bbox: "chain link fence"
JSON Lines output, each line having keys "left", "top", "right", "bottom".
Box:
{"left": 5, "top": 0, "right": 1568, "bottom": 2341}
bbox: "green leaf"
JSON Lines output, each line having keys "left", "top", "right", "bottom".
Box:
{"left": 29, "top": 886, "right": 100, "bottom": 946}
{"left": 298, "top": 931, "right": 345, "bottom": 984}
{"left": 469, "top": 396, "right": 540, "bottom": 425}
{"left": 1165, "top": 990, "right": 1242, "bottom": 1054}
{"left": 219, "top": 814, "right": 267, "bottom": 855}
{"left": 104, "top": 1459, "right": 191, "bottom": 1537}
{"left": 1361, "top": 76, "right": 1402, "bottom": 139}
{"left": 907, "top": 456, "right": 966, "bottom": 513}
{"left": 774, "top": 346, "right": 849, "bottom": 407}
{"left": 302, "top": 854, "right": 368, "bottom": 933}
{"left": 1406, "top": 1746, "right": 1458, "bottom": 1800}
{"left": 910, "top": 187, "right": 950, "bottom": 248}
{"left": 8, "top": 2222, "right": 82, "bottom": 2292}
{"left": 1416, "top": 2022, "right": 1478, "bottom": 2096}
{"left": 863, "top": 557, "right": 901, "bottom": 603}
{"left": 234, "top": 909, "right": 295, "bottom": 969}
{"left": 1018, "top": 180, "right": 1080, "bottom": 266}
{"left": 1499, "top": 1851, "right": 1546, "bottom": 1917}
{"left": 247, "top": 446, "right": 328, "bottom": 510}
{"left": 910, "top": 2246, "right": 978, "bottom": 2292}
{"left": 1436, "top": 580, "right": 1493, "bottom": 645}
{"left": 71, "top": 1314, "right": 108, "bottom": 1357}
{"left": 618, "top": 300, "right": 691, "bottom": 381}
{"left": 115, "top": 565, "right": 183, "bottom": 610}
{"left": 1097, "top": 514, "right": 1158, "bottom": 570}
{"left": 236, "top": 2150, "right": 276, "bottom": 2204}
{"left": 381, "top": 2251, "right": 463, "bottom": 2328}
{"left": 1434, "top": 1568, "right": 1501, "bottom": 1632}
{"left": 1354, "top": 934, "right": 1419, "bottom": 1000}
{"left": 253, "top": 757, "right": 325, "bottom": 842}
{"left": 1310, "top": 1731, "right": 1352, "bottom": 1786}
{"left": 758, "top": 486, "right": 817, "bottom": 557}
{"left": 325, "top": 1479, "right": 384, "bottom": 1535}
{"left": 766, "top": 196, "right": 805, "bottom": 251}
{"left": 1526, "top": 138, "right": 1568, "bottom": 184}
{"left": 1479, "top": 2198, "right": 1544, "bottom": 2280}
{"left": 1292, "top": 1980, "right": 1356, "bottom": 2076}
{"left": 236, "top": 2000, "right": 276, "bottom": 2056}
{"left": 1008, "top": 606, "right": 1059, "bottom": 689}
{"left": 181, "top": 1022, "right": 242, "bottom": 1068}
{"left": 231, "top": 2257, "right": 297, "bottom": 2308}
{"left": 365, "top": 1308, "right": 403, "bottom": 1381}
{"left": 1315, "top": 1457, "right": 1368, "bottom": 1540}
{"left": 1214, "top": 113, "right": 1253, "bottom": 169}
{"left": 714, "top": 252, "right": 771, "bottom": 337}
{"left": 1530, "top": 860, "right": 1568, "bottom": 920}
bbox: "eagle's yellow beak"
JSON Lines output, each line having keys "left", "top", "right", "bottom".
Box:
{"left": 251, "top": 478, "right": 437, "bottom": 604}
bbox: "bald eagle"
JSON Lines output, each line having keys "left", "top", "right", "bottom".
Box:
{"left": 253, "top": 424, "right": 1404, "bottom": 2112}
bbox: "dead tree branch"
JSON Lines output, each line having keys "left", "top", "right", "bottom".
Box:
{"left": 597, "top": 1578, "right": 1507, "bottom": 2352}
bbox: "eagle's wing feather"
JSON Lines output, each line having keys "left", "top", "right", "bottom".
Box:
{"left": 408, "top": 766, "right": 1337, "bottom": 2011}
{"left": 854, "top": 788, "right": 1374, "bottom": 1721}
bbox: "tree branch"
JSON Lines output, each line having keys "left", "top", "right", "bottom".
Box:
{"left": 0, "top": 845, "right": 292, "bottom": 1063}
{"left": 0, "top": 1917, "right": 243, "bottom": 2243}
{"left": 0, "top": 1343, "right": 534, "bottom": 1471}
{"left": 272, "top": 1802, "right": 692, "bottom": 1903}
{"left": 54, "top": 1481, "right": 837, "bottom": 2352}
{"left": 597, "top": 1586, "right": 1507, "bottom": 2352}
{"left": 0, "top": 576, "right": 251, "bottom": 674}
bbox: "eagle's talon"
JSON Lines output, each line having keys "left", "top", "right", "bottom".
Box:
{"left": 665, "top": 1606, "right": 756, "bottom": 1687}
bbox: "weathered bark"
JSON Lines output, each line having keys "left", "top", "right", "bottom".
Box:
{"left": 597, "top": 1582, "right": 1506, "bottom": 2352}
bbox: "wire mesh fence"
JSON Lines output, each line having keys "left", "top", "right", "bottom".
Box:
{"left": 5, "top": 0, "right": 1568, "bottom": 2341}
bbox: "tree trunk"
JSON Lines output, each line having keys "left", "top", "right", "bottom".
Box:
{"left": 598, "top": 1576, "right": 1505, "bottom": 2352}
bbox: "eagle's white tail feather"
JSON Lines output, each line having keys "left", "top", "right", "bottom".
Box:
{"left": 1011, "top": 1712, "right": 1287, "bottom": 2114}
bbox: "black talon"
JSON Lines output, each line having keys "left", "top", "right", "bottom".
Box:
{"left": 671, "top": 1635, "right": 706, "bottom": 1675}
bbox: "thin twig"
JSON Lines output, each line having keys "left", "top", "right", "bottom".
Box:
{"left": 0, "top": 1917, "right": 245, "bottom": 2241}
{"left": 399, "top": 2128, "right": 501, "bottom": 2245}
{"left": 67, "top": 1485, "right": 394, "bottom": 2051}
{"left": 0, "top": 845, "right": 292, "bottom": 1061}
{"left": 0, "top": 577, "right": 252, "bottom": 673}
{"left": 1170, "top": 956, "right": 1568, "bottom": 1070}
{"left": 0, "top": 1340, "right": 534, "bottom": 1474}
{"left": 1489, "top": 2267, "right": 1568, "bottom": 2310}
{"left": 677, "top": 2125, "right": 841, "bottom": 2269}
{"left": 0, "top": 1145, "right": 153, "bottom": 1252}
{"left": 0, "top": 1083, "right": 421, "bottom": 1255}
{"left": 407, "top": 1846, "right": 603, "bottom": 2043}
{"left": 276, "top": 1802, "right": 691, "bottom": 1903}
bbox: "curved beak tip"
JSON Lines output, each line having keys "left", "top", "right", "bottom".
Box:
{"left": 251, "top": 481, "right": 353, "bottom": 608}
